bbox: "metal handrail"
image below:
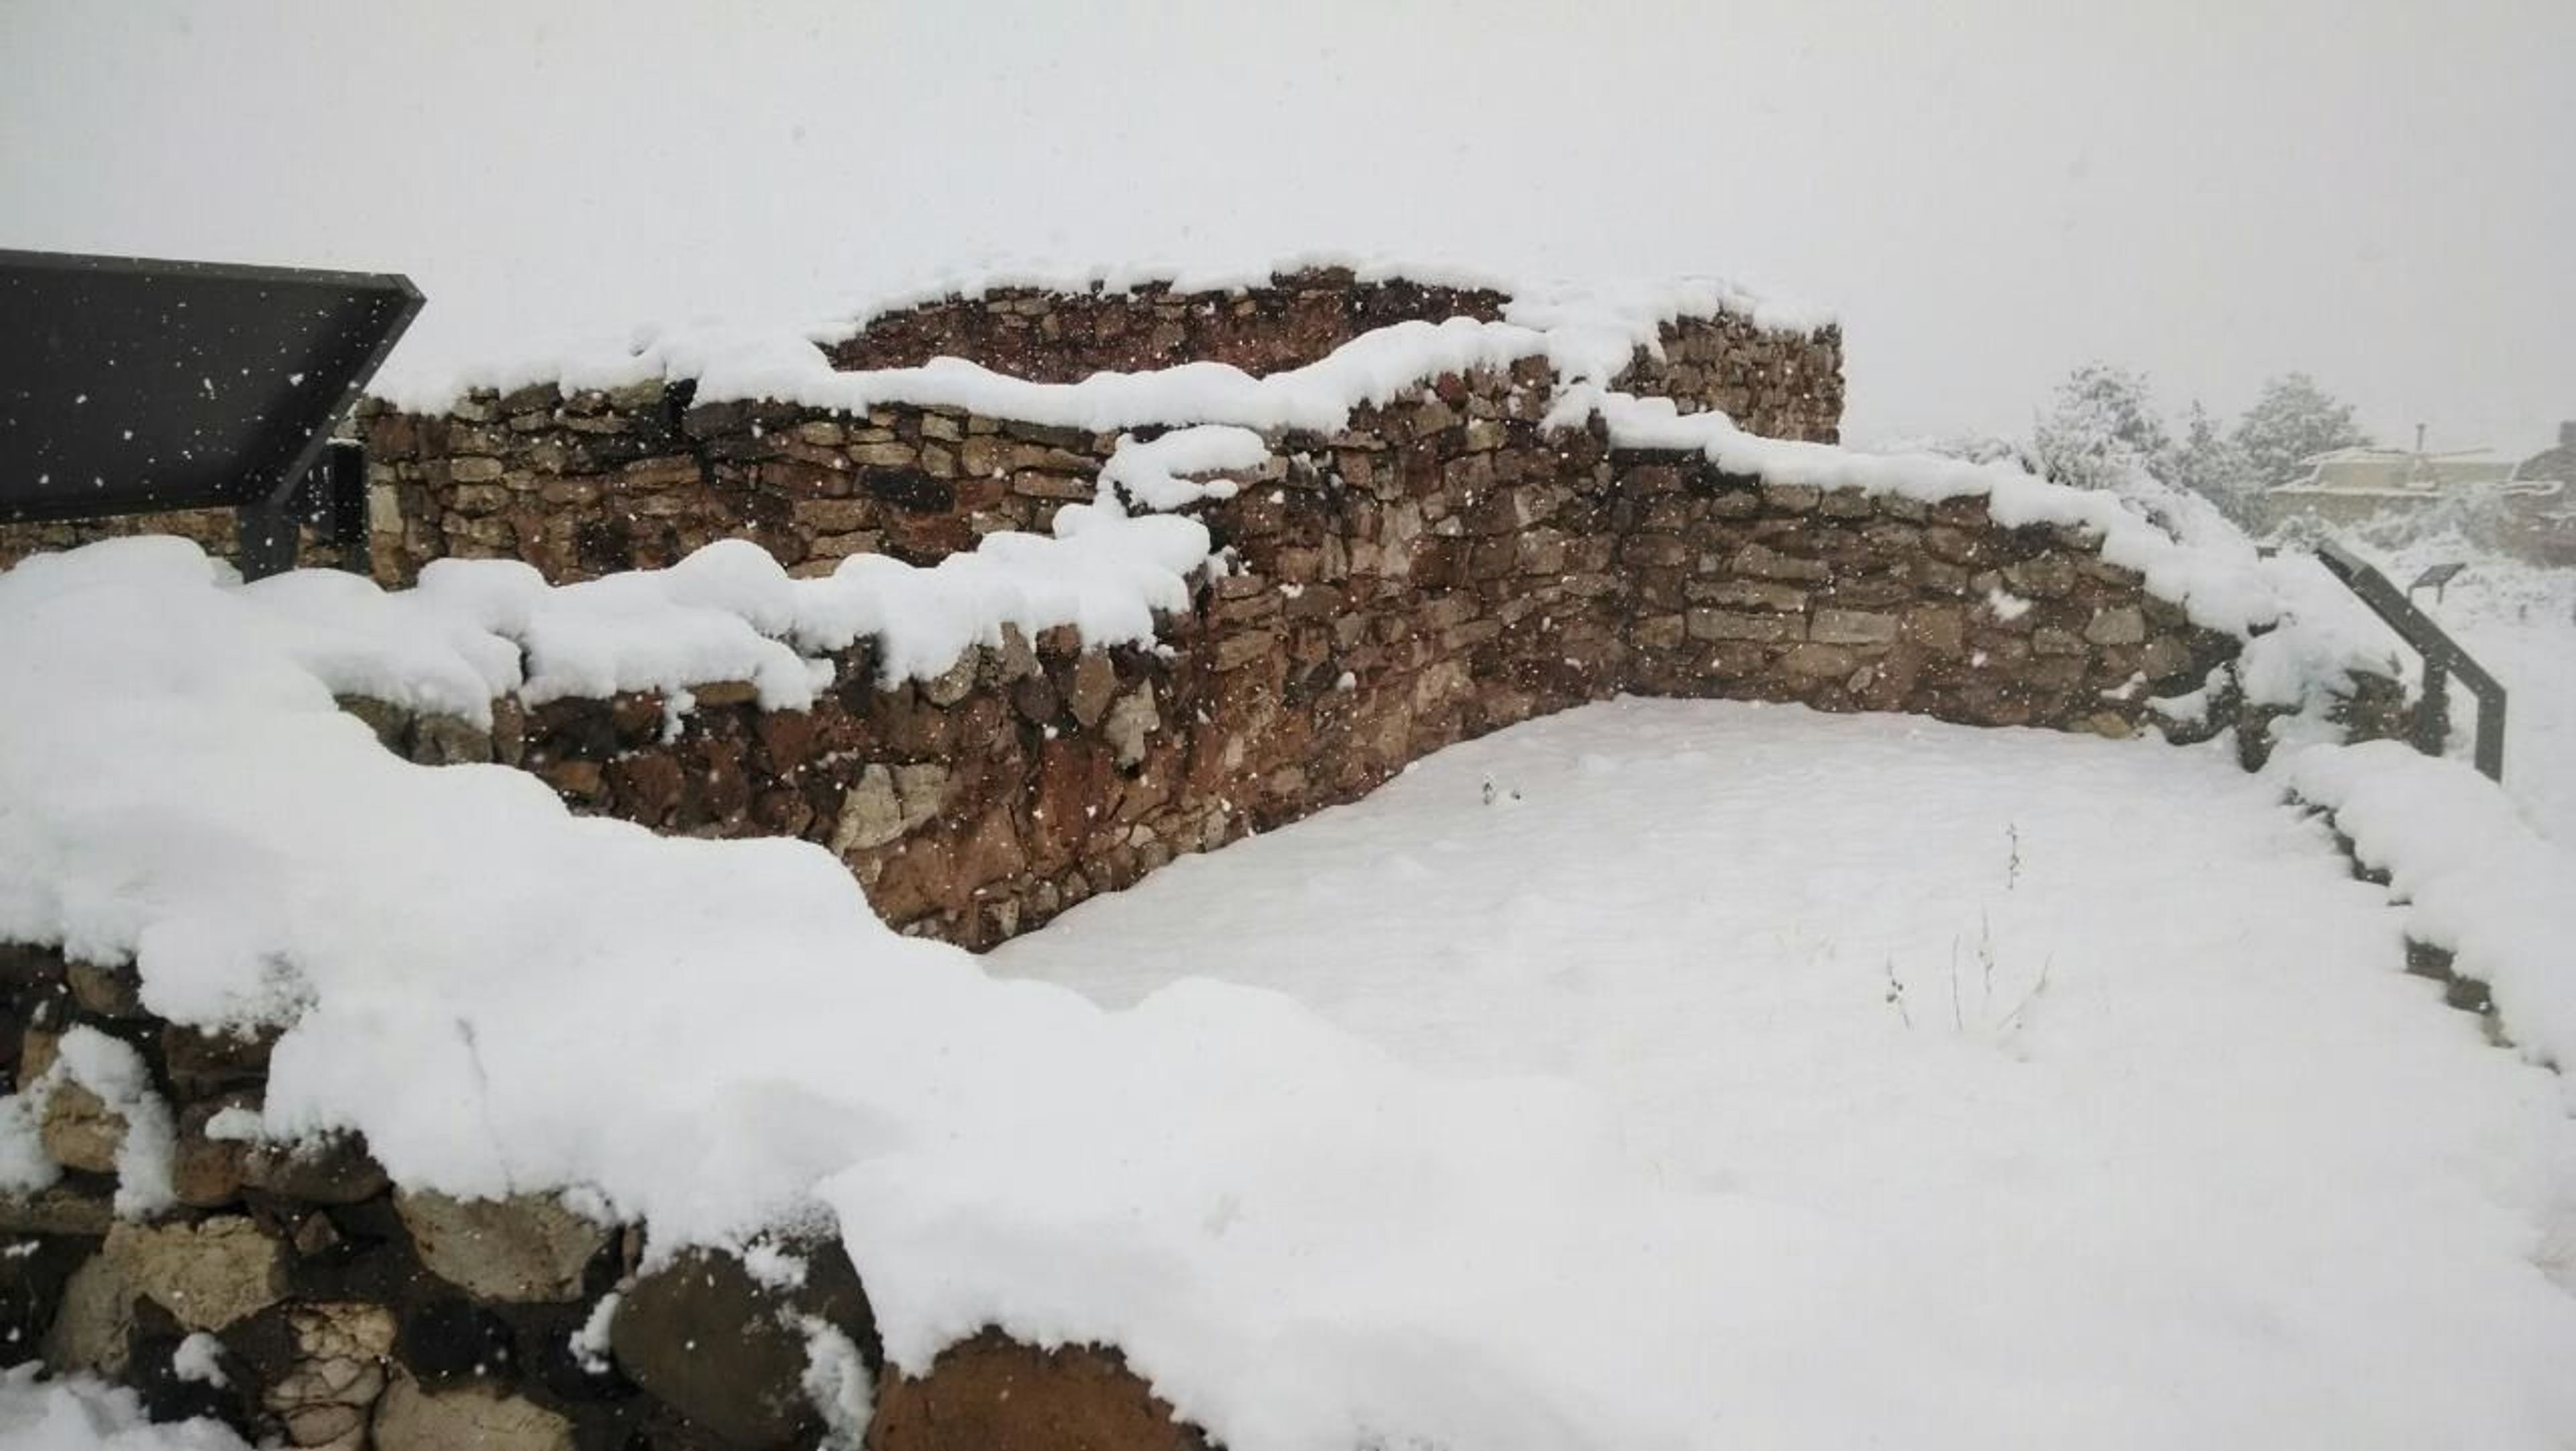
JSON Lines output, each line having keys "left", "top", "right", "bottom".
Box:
{"left": 2312, "top": 541, "right": 2507, "bottom": 781}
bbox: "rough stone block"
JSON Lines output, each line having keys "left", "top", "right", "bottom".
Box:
{"left": 609, "top": 1245, "right": 873, "bottom": 1451}
{"left": 1810, "top": 608, "right": 1900, "bottom": 647}
{"left": 242, "top": 1134, "right": 390, "bottom": 1205}
{"left": 1730, "top": 543, "right": 1831, "bottom": 582}
{"left": 1687, "top": 610, "right": 1803, "bottom": 644}
{"left": 1214, "top": 632, "right": 1279, "bottom": 671}
{"left": 1778, "top": 643, "right": 1861, "bottom": 678}
{"left": 1067, "top": 653, "right": 1118, "bottom": 728}
{"left": 833, "top": 766, "right": 909, "bottom": 853}
{"left": 1690, "top": 579, "right": 1806, "bottom": 612}
{"left": 374, "top": 1374, "right": 572, "bottom": 1451}
{"left": 44, "top": 1253, "right": 135, "bottom": 1377}
{"left": 2140, "top": 634, "right": 2194, "bottom": 681}
{"left": 2083, "top": 604, "right": 2148, "bottom": 646}
{"left": 1633, "top": 614, "right": 1686, "bottom": 650}
{"left": 869, "top": 1332, "right": 1212, "bottom": 1451}
{"left": 0, "top": 1184, "right": 114, "bottom": 1236}
{"left": 2003, "top": 553, "right": 2078, "bottom": 598}
{"left": 38, "top": 1081, "right": 125, "bottom": 1175}
{"left": 64, "top": 961, "right": 145, "bottom": 1018}
{"left": 395, "top": 1190, "right": 610, "bottom": 1304}
{"left": 104, "top": 1217, "right": 284, "bottom": 1332}
{"left": 1900, "top": 605, "right": 1968, "bottom": 657}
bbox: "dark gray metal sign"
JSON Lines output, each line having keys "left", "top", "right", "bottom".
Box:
{"left": 0, "top": 250, "right": 421, "bottom": 557}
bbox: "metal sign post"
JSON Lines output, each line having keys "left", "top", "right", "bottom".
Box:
{"left": 2407, "top": 561, "right": 2466, "bottom": 605}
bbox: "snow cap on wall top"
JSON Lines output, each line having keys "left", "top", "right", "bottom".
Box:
{"left": 366, "top": 253, "right": 1835, "bottom": 417}
{"left": 814, "top": 251, "right": 1838, "bottom": 341}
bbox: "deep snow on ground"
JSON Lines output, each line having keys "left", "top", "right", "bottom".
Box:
{"left": 5, "top": 543, "right": 2573, "bottom": 1450}
{"left": 995, "top": 697, "right": 2576, "bottom": 1448}
{"left": 2467, "top": 610, "right": 2576, "bottom": 842}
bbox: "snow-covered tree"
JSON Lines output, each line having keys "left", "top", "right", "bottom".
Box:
{"left": 2031, "top": 364, "right": 2174, "bottom": 492}
{"left": 2021, "top": 367, "right": 2247, "bottom": 549}
{"left": 1878, "top": 432, "right": 2041, "bottom": 474}
{"left": 2233, "top": 372, "right": 2369, "bottom": 489}
{"left": 2169, "top": 400, "right": 2258, "bottom": 520}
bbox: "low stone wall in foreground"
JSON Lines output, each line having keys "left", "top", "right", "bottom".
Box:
{"left": 0, "top": 943, "right": 1210, "bottom": 1451}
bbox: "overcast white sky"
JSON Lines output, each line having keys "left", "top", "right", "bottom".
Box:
{"left": 5, "top": 0, "right": 2569, "bottom": 449}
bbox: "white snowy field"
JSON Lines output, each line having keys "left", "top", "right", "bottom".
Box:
{"left": 4, "top": 541, "right": 2573, "bottom": 1451}
{"left": 2448, "top": 610, "right": 2575, "bottom": 845}
{"left": 994, "top": 697, "right": 2576, "bottom": 1448}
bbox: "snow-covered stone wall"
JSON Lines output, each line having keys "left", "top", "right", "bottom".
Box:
{"left": 0, "top": 941, "right": 1203, "bottom": 1451}
{"left": 821, "top": 269, "right": 1841, "bottom": 421}
{"left": 0, "top": 270, "right": 1841, "bottom": 580}
{"left": 250, "top": 274, "right": 2248, "bottom": 948}
{"left": 352, "top": 272, "right": 1843, "bottom": 584}
{"left": 824, "top": 271, "right": 1523, "bottom": 382}
{"left": 0, "top": 510, "right": 364, "bottom": 579}
{"left": 0, "top": 270, "right": 2446, "bottom": 1451}
{"left": 0, "top": 269, "right": 2398, "bottom": 955}
{"left": 330, "top": 411, "right": 2245, "bottom": 949}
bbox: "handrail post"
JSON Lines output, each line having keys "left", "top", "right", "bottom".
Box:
{"left": 2312, "top": 542, "right": 2507, "bottom": 783}
{"left": 2414, "top": 659, "right": 2450, "bottom": 757}
{"left": 2473, "top": 682, "right": 2508, "bottom": 782}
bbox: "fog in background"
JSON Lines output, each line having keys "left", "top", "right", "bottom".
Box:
{"left": 5, "top": 0, "right": 2569, "bottom": 449}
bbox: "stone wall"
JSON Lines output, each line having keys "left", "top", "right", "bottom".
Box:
{"left": 0, "top": 508, "right": 362, "bottom": 576}
{"left": 0, "top": 276, "right": 2407, "bottom": 1451}
{"left": 356, "top": 386, "right": 1124, "bottom": 584}
{"left": 353, "top": 282, "right": 1842, "bottom": 586}
{"left": 826, "top": 268, "right": 1841, "bottom": 426}
{"left": 0, "top": 272, "right": 2239, "bottom": 955}
{"left": 824, "top": 270, "right": 1515, "bottom": 381}
{"left": 0, "top": 272, "right": 1844, "bottom": 578}
{"left": 333, "top": 369, "right": 2233, "bottom": 951}
{"left": 0, "top": 942, "right": 1203, "bottom": 1451}
{"left": 278, "top": 278, "right": 2215, "bottom": 950}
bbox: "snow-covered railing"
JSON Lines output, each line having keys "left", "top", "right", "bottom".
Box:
{"left": 2313, "top": 541, "right": 2508, "bottom": 780}
{"left": 2284, "top": 741, "right": 2576, "bottom": 1080}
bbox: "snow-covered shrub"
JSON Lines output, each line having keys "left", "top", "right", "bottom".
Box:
{"left": 2234, "top": 372, "right": 2370, "bottom": 490}
{"left": 2032, "top": 364, "right": 2175, "bottom": 494}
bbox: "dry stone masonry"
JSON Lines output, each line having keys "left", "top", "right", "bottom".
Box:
{"left": 307, "top": 272, "right": 2222, "bottom": 949}
{"left": 0, "top": 506, "right": 364, "bottom": 576}
{"left": 345, "top": 270, "right": 1843, "bottom": 585}
{"left": 824, "top": 274, "right": 1520, "bottom": 381}
{"left": 1, "top": 942, "right": 1185, "bottom": 1451}
{"left": 3, "top": 268, "right": 2273, "bottom": 953}
{"left": 1, "top": 268, "right": 2402, "bottom": 1449}
{"left": 330, "top": 429, "right": 2237, "bottom": 952}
